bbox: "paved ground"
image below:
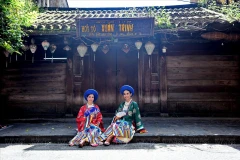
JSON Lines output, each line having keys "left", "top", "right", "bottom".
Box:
{"left": 0, "top": 117, "right": 240, "bottom": 144}
{"left": 1, "top": 143, "right": 240, "bottom": 160}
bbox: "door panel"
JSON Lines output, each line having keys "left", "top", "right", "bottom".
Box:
{"left": 95, "top": 47, "right": 117, "bottom": 112}
{"left": 117, "top": 48, "right": 138, "bottom": 104}
{"left": 94, "top": 44, "right": 138, "bottom": 113}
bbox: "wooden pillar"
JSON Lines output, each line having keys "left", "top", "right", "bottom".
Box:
{"left": 65, "top": 50, "right": 74, "bottom": 117}
{"left": 138, "top": 48, "right": 144, "bottom": 112}
{"left": 92, "top": 52, "right": 95, "bottom": 89}
{"left": 0, "top": 53, "right": 6, "bottom": 121}
{"left": 89, "top": 50, "right": 94, "bottom": 88}
{"left": 72, "top": 51, "right": 83, "bottom": 114}
{"left": 160, "top": 51, "right": 168, "bottom": 116}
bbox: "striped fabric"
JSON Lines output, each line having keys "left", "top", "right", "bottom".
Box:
{"left": 69, "top": 124, "right": 102, "bottom": 145}
{"left": 100, "top": 120, "right": 135, "bottom": 143}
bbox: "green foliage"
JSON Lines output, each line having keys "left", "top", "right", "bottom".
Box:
{"left": 127, "top": 7, "right": 174, "bottom": 29}
{"left": 155, "top": 8, "right": 174, "bottom": 29}
{"left": 199, "top": 0, "right": 240, "bottom": 22}
{"left": 0, "top": 0, "right": 39, "bottom": 54}
{"left": 221, "top": 2, "right": 240, "bottom": 21}
{"left": 146, "top": 7, "right": 174, "bottom": 29}
{"left": 198, "top": 0, "right": 209, "bottom": 7}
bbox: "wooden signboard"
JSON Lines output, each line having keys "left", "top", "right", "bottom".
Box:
{"left": 76, "top": 17, "right": 154, "bottom": 38}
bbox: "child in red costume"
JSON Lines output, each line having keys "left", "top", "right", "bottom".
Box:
{"left": 69, "top": 89, "right": 104, "bottom": 147}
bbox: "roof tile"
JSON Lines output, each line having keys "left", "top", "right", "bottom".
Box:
{"left": 28, "top": 6, "right": 238, "bottom": 34}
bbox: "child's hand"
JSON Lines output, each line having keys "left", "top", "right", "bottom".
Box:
{"left": 113, "top": 116, "right": 120, "bottom": 122}
{"left": 84, "top": 107, "right": 99, "bottom": 117}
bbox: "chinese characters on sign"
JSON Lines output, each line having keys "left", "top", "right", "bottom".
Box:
{"left": 76, "top": 18, "right": 154, "bottom": 37}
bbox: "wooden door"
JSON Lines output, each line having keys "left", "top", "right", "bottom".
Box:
{"left": 117, "top": 46, "right": 138, "bottom": 104}
{"left": 94, "top": 44, "right": 138, "bottom": 113}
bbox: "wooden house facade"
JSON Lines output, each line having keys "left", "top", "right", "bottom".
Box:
{"left": 0, "top": 4, "right": 240, "bottom": 119}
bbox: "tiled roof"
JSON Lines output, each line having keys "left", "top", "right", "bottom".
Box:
{"left": 27, "top": 6, "right": 238, "bottom": 35}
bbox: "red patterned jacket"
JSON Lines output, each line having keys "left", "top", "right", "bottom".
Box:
{"left": 76, "top": 104, "right": 105, "bottom": 132}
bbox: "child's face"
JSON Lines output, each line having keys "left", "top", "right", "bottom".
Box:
{"left": 123, "top": 90, "right": 132, "bottom": 102}
{"left": 87, "top": 94, "right": 94, "bottom": 103}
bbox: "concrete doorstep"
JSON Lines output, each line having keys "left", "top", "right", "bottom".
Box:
{"left": 0, "top": 117, "right": 239, "bottom": 144}
{"left": 1, "top": 135, "right": 240, "bottom": 144}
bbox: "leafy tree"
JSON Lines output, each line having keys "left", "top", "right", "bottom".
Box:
{"left": 0, "top": 0, "right": 38, "bottom": 54}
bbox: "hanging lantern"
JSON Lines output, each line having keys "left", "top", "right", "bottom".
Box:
{"left": 50, "top": 44, "right": 57, "bottom": 53}
{"left": 22, "top": 44, "right": 29, "bottom": 61}
{"left": 91, "top": 43, "right": 99, "bottom": 52}
{"left": 77, "top": 43, "right": 88, "bottom": 66}
{"left": 162, "top": 46, "right": 167, "bottom": 53}
{"left": 122, "top": 44, "right": 130, "bottom": 54}
{"left": 91, "top": 43, "right": 99, "bottom": 61}
{"left": 4, "top": 51, "right": 9, "bottom": 58}
{"left": 30, "top": 44, "right": 37, "bottom": 63}
{"left": 4, "top": 51, "right": 10, "bottom": 68}
{"left": 42, "top": 40, "right": 50, "bottom": 50}
{"left": 135, "top": 41, "right": 142, "bottom": 50}
{"left": 145, "top": 41, "right": 155, "bottom": 68}
{"left": 50, "top": 44, "right": 57, "bottom": 63}
{"left": 135, "top": 40, "right": 142, "bottom": 59}
{"left": 145, "top": 41, "right": 155, "bottom": 56}
{"left": 102, "top": 44, "right": 109, "bottom": 54}
{"left": 77, "top": 43, "right": 88, "bottom": 58}
{"left": 30, "top": 44, "right": 37, "bottom": 54}
{"left": 42, "top": 40, "right": 50, "bottom": 60}
{"left": 63, "top": 45, "right": 71, "bottom": 51}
